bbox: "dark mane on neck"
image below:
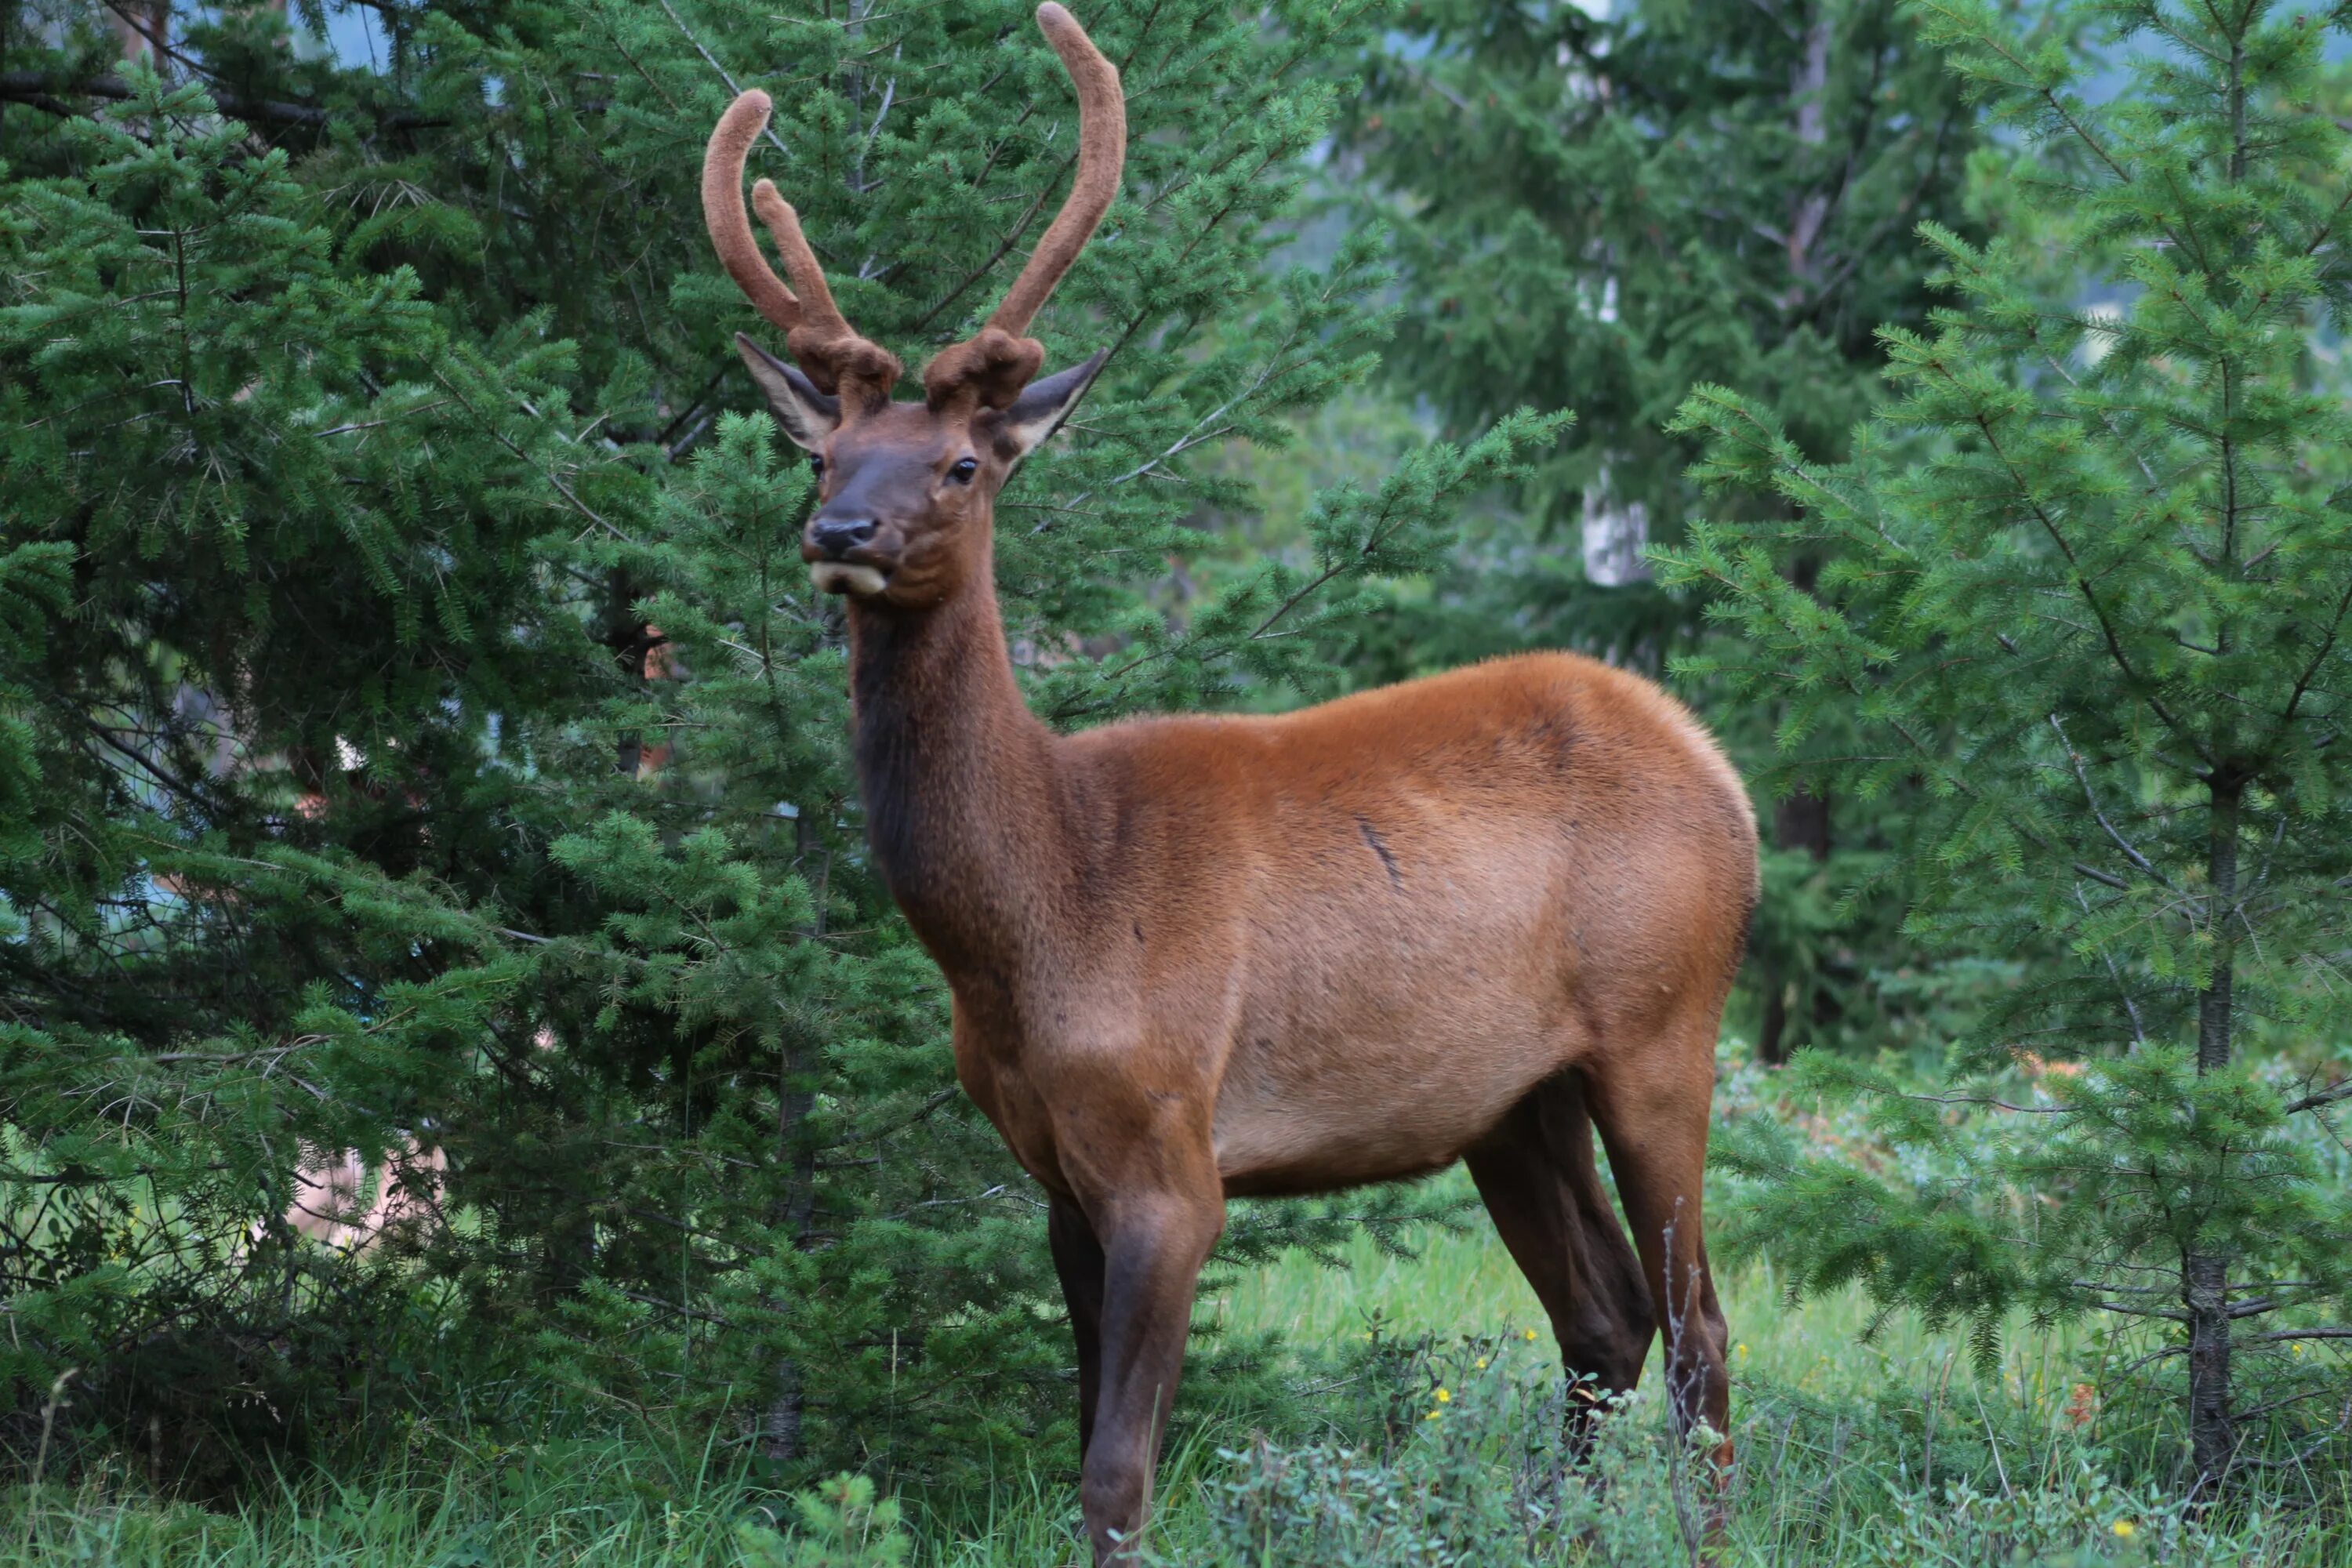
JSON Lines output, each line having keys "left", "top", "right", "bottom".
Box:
{"left": 848, "top": 604, "right": 950, "bottom": 888}
{"left": 844, "top": 591, "right": 1058, "bottom": 964}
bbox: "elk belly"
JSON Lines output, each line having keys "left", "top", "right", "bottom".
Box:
{"left": 1205, "top": 800, "right": 1593, "bottom": 1195}
{"left": 1213, "top": 1011, "right": 1576, "bottom": 1196}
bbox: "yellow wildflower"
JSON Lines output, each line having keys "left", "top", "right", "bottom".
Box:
{"left": 2111, "top": 1520, "right": 2137, "bottom": 1539}
{"left": 1434, "top": 1386, "right": 1451, "bottom": 1404}
{"left": 1523, "top": 1328, "right": 1539, "bottom": 1341}
{"left": 1735, "top": 1343, "right": 1749, "bottom": 1361}
{"left": 1423, "top": 1409, "right": 1441, "bottom": 1421}
{"left": 1474, "top": 1357, "right": 1489, "bottom": 1370}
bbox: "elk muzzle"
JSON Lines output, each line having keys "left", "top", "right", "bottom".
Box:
{"left": 804, "top": 513, "right": 891, "bottom": 597}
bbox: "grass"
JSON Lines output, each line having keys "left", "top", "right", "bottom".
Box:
{"left": 13, "top": 1172, "right": 2344, "bottom": 1566}
{"left": 1207, "top": 1176, "right": 2082, "bottom": 1408}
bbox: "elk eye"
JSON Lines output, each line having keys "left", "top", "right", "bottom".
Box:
{"left": 808, "top": 453, "right": 825, "bottom": 478}
{"left": 949, "top": 457, "right": 980, "bottom": 484}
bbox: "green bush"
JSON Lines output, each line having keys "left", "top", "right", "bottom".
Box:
{"left": 738, "top": 1475, "right": 911, "bottom": 1568}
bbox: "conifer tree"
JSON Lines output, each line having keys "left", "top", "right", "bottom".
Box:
{"left": 0, "top": 0, "right": 1542, "bottom": 1483}
{"left": 1345, "top": 0, "right": 1986, "bottom": 1061}
{"left": 1664, "top": 0, "right": 2352, "bottom": 1490}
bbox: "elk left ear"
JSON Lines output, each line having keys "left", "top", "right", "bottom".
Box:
{"left": 997, "top": 349, "right": 1109, "bottom": 459}
{"left": 735, "top": 332, "right": 840, "bottom": 452}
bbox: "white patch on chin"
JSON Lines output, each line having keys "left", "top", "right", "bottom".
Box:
{"left": 810, "top": 561, "right": 888, "bottom": 597}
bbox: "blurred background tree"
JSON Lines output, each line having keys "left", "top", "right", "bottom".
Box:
{"left": 1341, "top": 0, "right": 1994, "bottom": 1062}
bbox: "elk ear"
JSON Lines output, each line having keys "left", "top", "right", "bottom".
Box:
{"left": 735, "top": 332, "right": 840, "bottom": 451}
{"left": 996, "top": 349, "right": 1109, "bottom": 460}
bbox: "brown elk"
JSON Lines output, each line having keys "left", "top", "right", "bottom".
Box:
{"left": 700, "top": 7, "right": 1757, "bottom": 1559}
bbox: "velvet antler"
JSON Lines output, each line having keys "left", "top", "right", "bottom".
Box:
{"left": 703, "top": 90, "right": 902, "bottom": 403}
{"left": 922, "top": 4, "right": 1127, "bottom": 411}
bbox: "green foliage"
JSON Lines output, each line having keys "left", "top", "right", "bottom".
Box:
{"left": 1175, "top": 1327, "right": 2270, "bottom": 1566}
{"left": 0, "top": 52, "right": 608, "bottom": 1474}
{"left": 1186, "top": 1343, "right": 1698, "bottom": 1567}
{"left": 1664, "top": 0, "right": 2352, "bottom": 1483}
{"left": 0, "top": 0, "right": 1545, "bottom": 1490}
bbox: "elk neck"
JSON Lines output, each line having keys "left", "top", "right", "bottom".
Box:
{"left": 843, "top": 557, "right": 1072, "bottom": 972}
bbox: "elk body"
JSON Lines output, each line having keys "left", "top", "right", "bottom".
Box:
{"left": 700, "top": 10, "right": 1758, "bottom": 1559}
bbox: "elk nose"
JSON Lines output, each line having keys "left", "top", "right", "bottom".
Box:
{"left": 808, "top": 516, "right": 878, "bottom": 558}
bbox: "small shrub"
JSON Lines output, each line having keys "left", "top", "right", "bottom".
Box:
{"left": 735, "top": 1474, "right": 909, "bottom": 1568}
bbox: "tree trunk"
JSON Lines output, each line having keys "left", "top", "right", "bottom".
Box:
{"left": 1759, "top": 10, "right": 1840, "bottom": 1067}
{"left": 1581, "top": 465, "right": 1652, "bottom": 588}
{"left": 1759, "top": 547, "right": 1835, "bottom": 1067}
{"left": 761, "top": 1080, "right": 820, "bottom": 1462}
{"left": 762, "top": 1361, "right": 805, "bottom": 1465}
{"left": 1755, "top": 787, "right": 1832, "bottom": 1067}
{"left": 602, "top": 568, "right": 652, "bottom": 776}
{"left": 110, "top": 2, "right": 172, "bottom": 67}
{"left": 2184, "top": 777, "right": 2242, "bottom": 1491}
{"left": 1785, "top": 6, "right": 1835, "bottom": 288}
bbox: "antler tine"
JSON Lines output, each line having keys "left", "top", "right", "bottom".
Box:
{"left": 750, "top": 180, "right": 853, "bottom": 344}
{"left": 702, "top": 92, "right": 804, "bottom": 338}
{"left": 920, "top": 5, "right": 1125, "bottom": 409}
{"left": 704, "top": 90, "right": 902, "bottom": 399}
{"left": 986, "top": 4, "right": 1127, "bottom": 338}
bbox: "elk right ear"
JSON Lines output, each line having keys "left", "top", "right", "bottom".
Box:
{"left": 996, "top": 350, "right": 1110, "bottom": 459}
{"left": 735, "top": 332, "right": 840, "bottom": 451}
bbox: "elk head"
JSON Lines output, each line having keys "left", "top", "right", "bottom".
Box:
{"left": 702, "top": 3, "right": 1124, "bottom": 611}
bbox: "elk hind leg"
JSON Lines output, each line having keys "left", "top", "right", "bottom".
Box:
{"left": 1049, "top": 1194, "right": 1109, "bottom": 1465}
{"left": 1464, "top": 1069, "right": 1655, "bottom": 1456}
{"left": 1585, "top": 1022, "right": 1733, "bottom": 1469}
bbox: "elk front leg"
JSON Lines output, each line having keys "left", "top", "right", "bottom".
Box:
{"left": 1073, "top": 1183, "right": 1223, "bottom": 1564}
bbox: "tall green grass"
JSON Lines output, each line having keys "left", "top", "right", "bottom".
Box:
{"left": 4, "top": 1436, "right": 750, "bottom": 1566}
{"left": 1210, "top": 1174, "right": 2089, "bottom": 1409}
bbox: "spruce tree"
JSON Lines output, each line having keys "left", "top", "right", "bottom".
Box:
{"left": 1665, "top": 0, "right": 2352, "bottom": 1490}
{"left": 1, "top": 0, "right": 1541, "bottom": 1486}
{"left": 1345, "top": 0, "right": 1987, "bottom": 1062}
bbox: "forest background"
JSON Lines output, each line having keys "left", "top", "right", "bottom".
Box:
{"left": 2, "top": 0, "right": 2350, "bottom": 1563}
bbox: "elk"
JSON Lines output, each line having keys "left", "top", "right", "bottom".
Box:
{"left": 700, "top": 8, "right": 1758, "bottom": 1559}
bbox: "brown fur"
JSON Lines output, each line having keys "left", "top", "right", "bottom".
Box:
{"left": 699, "top": 9, "right": 1755, "bottom": 1560}
{"left": 920, "top": 325, "right": 1047, "bottom": 415}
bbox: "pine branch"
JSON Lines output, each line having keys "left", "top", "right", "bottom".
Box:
{"left": 2283, "top": 1079, "right": 2352, "bottom": 1115}
{"left": 2053, "top": 713, "right": 2179, "bottom": 891}
{"left": 0, "top": 69, "right": 445, "bottom": 130}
